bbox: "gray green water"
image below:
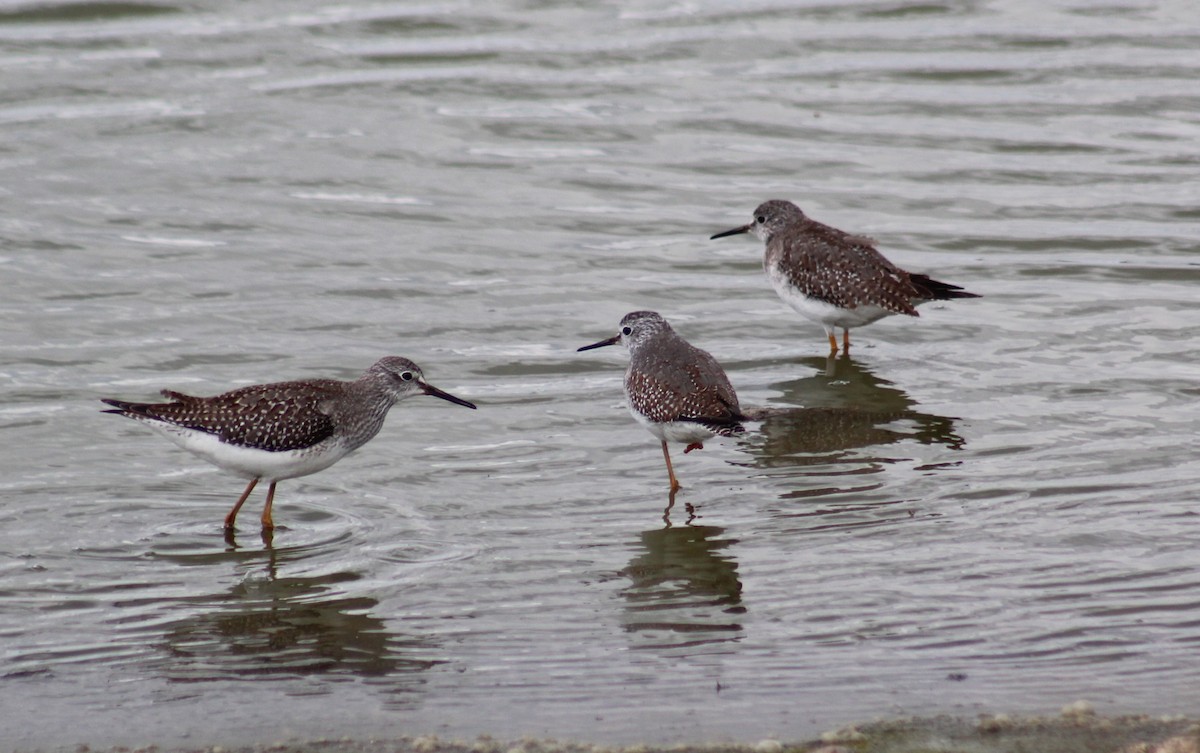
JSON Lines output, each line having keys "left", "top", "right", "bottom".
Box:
{"left": 2, "top": 0, "right": 1199, "bottom": 749}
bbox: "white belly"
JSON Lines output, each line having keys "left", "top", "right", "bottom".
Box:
{"left": 767, "top": 264, "right": 897, "bottom": 333}
{"left": 629, "top": 409, "right": 716, "bottom": 445}
{"left": 150, "top": 422, "right": 351, "bottom": 482}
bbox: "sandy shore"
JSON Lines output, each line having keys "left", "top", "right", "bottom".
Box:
{"left": 55, "top": 706, "right": 1200, "bottom": 753}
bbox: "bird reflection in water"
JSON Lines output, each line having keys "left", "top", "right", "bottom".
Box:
{"left": 619, "top": 521, "right": 744, "bottom": 650}
{"left": 154, "top": 540, "right": 440, "bottom": 699}
{"left": 662, "top": 488, "right": 696, "bottom": 527}
{"left": 744, "top": 354, "right": 965, "bottom": 461}
{"left": 227, "top": 522, "right": 277, "bottom": 549}
{"left": 736, "top": 355, "right": 965, "bottom": 522}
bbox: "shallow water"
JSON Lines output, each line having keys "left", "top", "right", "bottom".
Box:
{"left": 2, "top": 0, "right": 1199, "bottom": 749}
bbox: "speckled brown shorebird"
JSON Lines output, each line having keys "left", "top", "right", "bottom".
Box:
{"left": 578, "top": 311, "right": 746, "bottom": 493}
{"left": 101, "top": 356, "right": 476, "bottom": 532}
{"left": 711, "top": 199, "right": 980, "bottom": 354}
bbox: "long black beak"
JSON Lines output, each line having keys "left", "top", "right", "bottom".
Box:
{"left": 577, "top": 334, "right": 620, "bottom": 352}
{"left": 419, "top": 380, "right": 477, "bottom": 409}
{"left": 710, "top": 223, "right": 751, "bottom": 240}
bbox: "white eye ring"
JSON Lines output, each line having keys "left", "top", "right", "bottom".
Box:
{"left": 400, "top": 371, "right": 414, "bottom": 381}
{"left": 755, "top": 215, "right": 766, "bottom": 224}
{"left": 621, "top": 326, "right": 633, "bottom": 336}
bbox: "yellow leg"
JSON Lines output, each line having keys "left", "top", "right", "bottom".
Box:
{"left": 661, "top": 440, "right": 681, "bottom": 493}
{"left": 260, "top": 481, "right": 278, "bottom": 530}
{"left": 224, "top": 478, "right": 259, "bottom": 531}
{"left": 842, "top": 329, "right": 851, "bottom": 354}
{"left": 827, "top": 331, "right": 839, "bottom": 355}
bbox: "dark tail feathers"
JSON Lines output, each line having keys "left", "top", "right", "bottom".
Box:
{"left": 102, "top": 390, "right": 190, "bottom": 416}
{"left": 910, "top": 273, "right": 980, "bottom": 301}
{"left": 681, "top": 415, "right": 747, "bottom": 437}
{"left": 100, "top": 398, "right": 156, "bottom": 417}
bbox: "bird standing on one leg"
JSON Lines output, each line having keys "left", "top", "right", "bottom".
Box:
{"left": 578, "top": 311, "right": 746, "bottom": 493}
{"left": 711, "top": 199, "right": 979, "bottom": 355}
{"left": 101, "top": 356, "right": 476, "bottom": 533}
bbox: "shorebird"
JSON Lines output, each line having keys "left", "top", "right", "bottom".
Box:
{"left": 711, "top": 199, "right": 979, "bottom": 354}
{"left": 578, "top": 311, "right": 746, "bottom": 493}
{"left": 101, "top": 356, "right": 476, "bottom": 532}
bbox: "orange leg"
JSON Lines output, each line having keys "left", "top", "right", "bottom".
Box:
{"left": 260, "top": 481, "right": 278, "bottom": 530}
{"left": 842, "top": 329, "right": 851, "bottom": 354}
{"left": 224, "top": 478, "right": 259, "bottom": 531}
{"left": 661, "top": 440, "right": 681, "bottom": 493}
{"left": 827, "top": 331, "right": 839, "bottom": 355}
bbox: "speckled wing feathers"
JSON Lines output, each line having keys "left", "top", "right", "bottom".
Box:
{"left": 112, "top": 380, "right": 341, "bottom": 452}
{"left": 772, "top": 218, "right": 923, "bottom": 316}
{"left": 626, "top": 341, "right": 745, "bottom": 436}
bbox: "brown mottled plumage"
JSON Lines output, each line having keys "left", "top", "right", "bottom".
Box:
{"left": 623, "top": 345, "right": 744, "bottom": 436}
{"left": 578, "top": 311, "right": 745, "bottom": 494}
{"left": 102, "top": 356, "right": 476, "bottom": 533}
{"left": 106, "top": 382, "right": 341, "bottom": 453}
{"left": 712, "top": 199, "right": 979, "bottom": 353}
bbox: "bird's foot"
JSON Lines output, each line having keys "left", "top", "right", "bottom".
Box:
{"left": 683, "top": 442, "right": 704, "bottom": 454}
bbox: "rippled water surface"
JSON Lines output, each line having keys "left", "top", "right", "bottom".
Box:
{"left": 2, "top": 0, "right": 1199, "bottom": 749}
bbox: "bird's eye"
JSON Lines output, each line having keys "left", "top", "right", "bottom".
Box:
{"left": 399, "top": 371, "right": 414, "bottom": 381}
{"left": 621, "top": 326, "right": 633, "bottom": 336}
{"left": 755, "top": 215, "right": 766, "bottom": 224}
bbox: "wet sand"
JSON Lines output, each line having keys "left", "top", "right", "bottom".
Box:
{"left": 56, "top": 708, "right": 1199, "bottom": 753}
